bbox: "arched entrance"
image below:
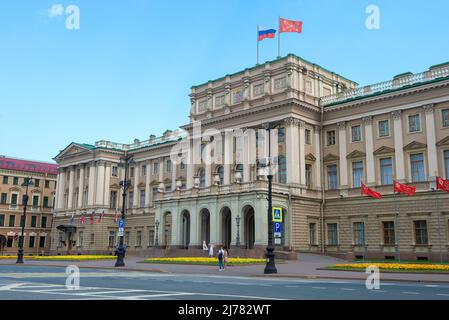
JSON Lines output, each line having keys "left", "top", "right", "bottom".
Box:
{"left": 181, "top": 210, "right": 190, "bottom": 249}
{"left": 163, "top": 212, "right": 172, "bottom": 247}
{"left": 220, "top": 207, "right": 232, "bottom": 248}
{"left": 200, "top": 208, "right": 210, "bottom": 245}
{"left": 243, "top": 205, "right": 255, "bottom": 249}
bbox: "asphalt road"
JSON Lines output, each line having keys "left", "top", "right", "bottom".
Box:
{"left": 0, "top": 265, "right": 448, "bottom": 300}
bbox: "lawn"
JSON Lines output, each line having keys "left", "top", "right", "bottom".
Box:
{"left": 326, "top": 262, "right": 449, "bottom": 273}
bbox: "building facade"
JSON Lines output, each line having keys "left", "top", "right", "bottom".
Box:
{"left": 0, "top": 156, "right": 57, "bottom": 255}
{"left": 51, "top": 54, "right": 449, "bottom": 261}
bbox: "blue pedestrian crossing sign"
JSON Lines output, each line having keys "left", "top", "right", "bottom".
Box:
{"left": 272, "top": 207, "right": 283, "bottom": 222}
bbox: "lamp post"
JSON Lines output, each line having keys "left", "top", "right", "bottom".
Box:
{"left": 155, "top": 219, "right": 160, "bottom": 247}
{"left": 235, "top": 215, "right": 241, "bottom": 247}
{"left": 258, "top": 123, "right": 278, "bottom": 274}
{"left": 17, "top": 177, "right": 34, "bottom": 264}
{"left": 115, "top": 153, "right": 135, "bottom": 267}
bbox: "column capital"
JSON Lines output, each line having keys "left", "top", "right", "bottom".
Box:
{"left": 88, "top": 160, "right": 96, "bottom": 167}
{"left": 58, "top": 167, "right": 66, "bottom": 174}
{"left": 337, "top": 121, "right": 346, "bottom": 129}
{"left": 283, "top": 117, "right": 300, "bottom": 127}
{"left": 362, "top": 116, "right": 373, "bottom": 124}
{"left": 76, "top": 163, "right": 85, "bottom": 170}
{"left": 96, "top": 160, "right": 106, "bottom": 166}
{"left": 298, "top": 120, "right": 306, "bottom": 128}
{"left": 392, "top": 110, "right": 402, "bottom": 119}
{"left": 423, "top": 104, "right": 435, "bottom": 114}
{"left": 314, "top": 125, "right": 322, "bottom": 132}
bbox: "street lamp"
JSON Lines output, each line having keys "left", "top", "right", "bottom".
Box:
{"left": 17, "top": 177, "right": 34, "bottom": 264}
{"left": 257, "top": 122, "right": 278, "bottom": 274}
{"left": 115, "top": 153, "right": 135, "bottom": 267}
{"left": 155, "top": 219, "right": 160, "bottom": 247}
{"left": 235, "top": 215, "right": 241, "bottom": 247}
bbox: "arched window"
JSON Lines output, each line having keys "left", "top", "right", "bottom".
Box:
{"left": 278, "top": 155, "right": 287, "bottom": 184}
{"left": 199, "top": 169, "right": 206, "bottom": 188}
{"left": 217, "top": 166, "right": 224, "bottom": 185}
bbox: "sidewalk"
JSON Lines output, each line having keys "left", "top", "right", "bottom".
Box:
{"left": 2, "top": 253, "right": 449, "bottom": 283}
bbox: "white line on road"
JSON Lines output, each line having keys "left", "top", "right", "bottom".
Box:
{"left": 340, "top": 288, "right": 356, "bottom": 291}
{"left": 436, "top": 293, "right": 449, "bottom": 297}
{"left": 285, "top": 286, "right": 299, "bottom": 288}
{"left": 312, "top": 287, "right": 327, "bottom": 290}
{"left": 402, "top": 292, "right": 420, "bottom": 295}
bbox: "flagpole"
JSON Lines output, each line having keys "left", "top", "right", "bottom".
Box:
{"left": 359, "top": 183, "right": 365, "bottom": 263}
{"left": 277, "top": 16, "right": 281, "bottom": 58}
{"left": 257, "top": 25, "right": 259, "bottom": 65}
{"left": 434, "top": 175, "right": 443, "bottom": 263}
{"left": 393, "top": 180, "right": 401, "bottom": 262}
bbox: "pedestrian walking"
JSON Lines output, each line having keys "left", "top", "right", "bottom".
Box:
{"left": 217, "top": 247, "right": 225, "bottom": 271}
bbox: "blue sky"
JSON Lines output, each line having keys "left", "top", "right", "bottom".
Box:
{"left": 1, "top": 0, "right": 448, "bottom": 163}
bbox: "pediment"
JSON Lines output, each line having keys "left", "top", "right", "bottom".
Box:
{"left": 403, "top": 141, "right": 427, "bottom": 151}
{"left": 150, "top": 180, "right": 159, "bottom": 185}
{"left": 436, "top": 136, "right": 449, "bottom": 147}
{"left": 137, "top": 182, "right": 146, "bottom": 188}
{"left": 323, "top": 154, "right": 340, "bottom": 162}
{"left": 305, "top": 153, "right": 316, "bottom": 162}
{"left": 346, "top": 150, "right": 366, "bottom": 159}
{"left": 54, "top": 143, "right": 94, "bottom": 161}
{"left": 373, "top": 146, "right": 395, "bottom": 155}
{"left": 110, "top": 183, "right": 120, "bottom": 189}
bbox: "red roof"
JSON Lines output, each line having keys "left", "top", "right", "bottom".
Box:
{"left": 0, "top": 157, "right": 58, "bottom": 175}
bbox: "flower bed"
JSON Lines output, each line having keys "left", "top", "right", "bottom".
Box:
{"left": 142, "top": 257, "right": 266, "bottom": 265}
{"left": 0, "top": 255, "right": 115, "bottom": 261}
{"left": 328, "top": 263, "right": 449, "bottom": 272}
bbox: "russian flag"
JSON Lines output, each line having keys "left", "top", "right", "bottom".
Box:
{"left": 258, "top": 28, "right": 276, "bottom": 41}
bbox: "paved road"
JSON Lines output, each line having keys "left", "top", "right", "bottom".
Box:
{"left": 0, "top": 265, "right": 449, "bottom": 300}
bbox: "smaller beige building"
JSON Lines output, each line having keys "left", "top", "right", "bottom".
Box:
{"left": 0, "top": 156, "right": 57, "bottom": 255}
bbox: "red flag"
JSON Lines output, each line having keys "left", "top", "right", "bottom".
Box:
{"left": 279, "top": 17, "right": 303, "bottom": 33}
{"left": 437, "top": 177, "right": 449, "bottom": 193}
{"left": 80, "top": 215, "right": 85, "bottom": 225}
{"left": 361, "top": 183, "right": 382, "bottom": 199}
{"left": 394, "top": 180, "right": 416, "bottom": 196}
{"left": 90, "top": 211, "right": 95, "bottom": 224}
{"left": 97, "top": 210, "right": 105, "bottom": 223}
{"left": 114, "top": 208, "right": 119, "bottom": 223}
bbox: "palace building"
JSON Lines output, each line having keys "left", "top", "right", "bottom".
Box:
{"left": 51, "top": 54, "right": 449, "bottom": 261}
{"left": 0, "top": 156, "right": 57, "bottom": 255}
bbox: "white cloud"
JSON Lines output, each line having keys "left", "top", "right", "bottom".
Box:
{"left": 48, "top": 4, "right": 64, "bottom": 18}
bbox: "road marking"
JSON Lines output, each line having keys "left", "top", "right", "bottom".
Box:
{"left": 258, "top": 284, "right": 272, "bottom": 287}
{"left": 340, "top": 288, "right": 356, "bottom": 291}
{"left": 425, "top": 285, "right": 440, "bottom": 288}
{"left": 368, "top": 290, "right": 387, "bottom": 293}
{"left": 402, "top": 292, "right": 420, "bottom": 295}
{"left": 285, "top": 286, "right": 299, "bottom": 288}
{"left": 312, "top": 287, "right": 326, "bottom": 290}
{"left": 119, "top": 293, "right": 192, "bottom": 300}
{"left": 436, "top": 293, "right": 449, "bottom": 297}
{"left": 0, "top": 283, "right": 25, "bottom": 291}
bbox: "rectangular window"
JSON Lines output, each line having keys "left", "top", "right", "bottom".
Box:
{"left": 11, "top": 194, "right": 18, "bottom": 208}
{"left": 232, "top": 88, "right": 244, "bottom": 104}
{"left": 112, "top": 166, "right": 118, "bottom": 177}
{"left": 29, "top": 236, "right": 35, "bottom": 248}
{"left": 90, "top": 233, "right": 95, "bottom": 244}
{"left": 39, "top": 236, "right": 46, "bottom": 248}
{"left": 305, "top": 129, "right": 311, "bottom": 145}
{"left": 125, "top": 231, "right": 130, "bottom": 246}
{"left": 149, "top": 229, "right": 154, "bottom": 246}
{"left": 141, "top": 165, "right": 147, "bottom": 176}
{"left": 327, "top": 165, "right": 338, "bottom": 190}
{"left": 1, "top": 193, "right": 6, "bottom": 204}
{"left": 278, "top": 128, "right": 285, "bottom": 144}
{"left": 352, "top": 161, "right": 364, "bottom": 188}
{"left": 34, "top": 179, "right": 40, "bottom": 188}
{"left": 309, "top": 223, "right": 316, "bottom": 245}
{"left": 7, "top": 236, "right": 13, "bottom": 247}
{"left": 32, "top": 195, "right": 39, "bottom": 208}
{"left": 215, "top": 95, "right": 225, "bottom": 107}
{"left": 128, "top": 192, "right": 134, "bottom": 208}
{"left": 442, "top": 109, "right": 449, "bottom": 127}
{"left": 13, "top": 177, "right": 18, "bottom": 185}
{"left": 327, "top": 131, "right": 336, "bottom": 146}
{"left": 166, "top": 160, "right": 172, "bottom": 173}
{"left": 305, "top": 164, "right": 312, "bottom": 188}
{"left": 383, "top": 221, "right": 395, "bottom": 245}
{"left": 43, "top": 196, "right": 49, "bottom": 208}
{"left": 445, "top": 150, "right": 449, "bottom": 178}
{"left": 152, "top": 188, "right": 158, "bottom": 205}
{"left": 274, "top": 77, "right": 287, "bottom": 90}
{"left": 414, "top": 220, "right": 428, "bottom": 245}
{"left": 79, "top": 231, "right": 84, "bottom": 247}
{"left": 408, "top": 114, "right": 421, "bottom": 132}
{"left": 153, "top": 163, "right": 159, "bottom": 175}
{"left": 2, "top": 176, "right": 8, "bottom": 184}
{"left": 410, "top": 153, "right": 425, "bottom": 182}
{"left": 108, "top": 231, "right": 116, "bottom": 247}
{"left": 351, "top": 125, "right": 361, "bottom": 142}
{"left": 136, "top": 230, "right": 142, "bottom": 247}
{"left": 140, "top": 190, "right": 145, "bottom": 208}
{"left": 327, "top": 223, "right": 338, "bottom": 245}
{"left": 9, "top": 215, "right": 15, "bottom": 227}
{"left": 0, "top": 214, "right": 4, "bottom": 226}
{"left": 130, "top": 167, "right": 135, "bottom": 178}
{"left": 110, "top": 191, "right": 117, "bottom": 209}
{"left": 41, "top": 216, "right": 47, "bottom": 228}
{"left": 45, "top": 180, "right": 50, "bottom": 188}
{"left": 353, "top": 222, "right": 365, "bottom": 245}
{"left": 253, "top": 83, "right": 264, "bottom": 96}
{"left": 31, "top": 216, "right": 37, "bottom": 228}
{"left": 378, "top": 120, "right": 390, "bottom": 137}
{"left": 20, "top": 215, "right": 26, "bottom": 227}
{"left": 380, "top": 158, "right": 393, "bottom": 185}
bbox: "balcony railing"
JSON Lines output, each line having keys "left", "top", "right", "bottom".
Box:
{"left": 321, "top": 65, "right": 449, "bottom": 106}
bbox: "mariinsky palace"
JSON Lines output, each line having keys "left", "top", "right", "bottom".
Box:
{"left": 51, "top": 54, "right": 449, "bottom": 261}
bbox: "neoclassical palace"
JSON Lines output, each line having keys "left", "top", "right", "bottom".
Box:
{"left": 51, "top": 54, "right": 449, "bottom": 261}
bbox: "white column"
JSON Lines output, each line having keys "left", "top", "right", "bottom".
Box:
{"left": 299, "top": 121, "right": 306, "bottom": 186}
{"left": 56, "top": 169, "right": 66, "bottom": 210}
{"left": 95, "top": 161, "right": 105, "bottom": 206}
{"left": 392, "top": 111, "right": 406, "bottom": 182}
{"left": 55, "top": 171, "right": 61, "bottom": 210}
{"left": 104, "top": 162, "right": 111, "bottom": 207}
{"left": 243, "top": 129, "right": 252, "bottom": 183}
{"left": 158, "top": 159, "right": 164, "bottom": 182}
{"left": 338, "top": 122, "right": 348, "bottom": 188}
{"left": 424, "top": 104, "right": 438, "bottom": 179}
{"left": 87, "top": 162, "right": 96, "bottom": 206}
{"left": 145, "top": 160, "right": 151, "bottom": 207}
{"left": 364, "top": 116, "right": 375, "bottom": 185}
{"left": 77, "top": 165, "right": 84, "bottom": 208}
{"left": 67, "top": 167, "right": 74, "bottom": 209}
{"left": 224, "top": 131, "right": 233, "bottom": 185}
{"left": 285, "top": 118, "right": 300, "bottom": 184}
{"left": 187, "top": 138, "right": 195, "bottom": 189}
{"left": 172, "top": 161, "right": 177, "bottom": 190}
{"left": 133, "top": 164, "right": 140, "bottom": 208}
{"left": 314, "top": 125, "right": 322, "bottom": 189}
